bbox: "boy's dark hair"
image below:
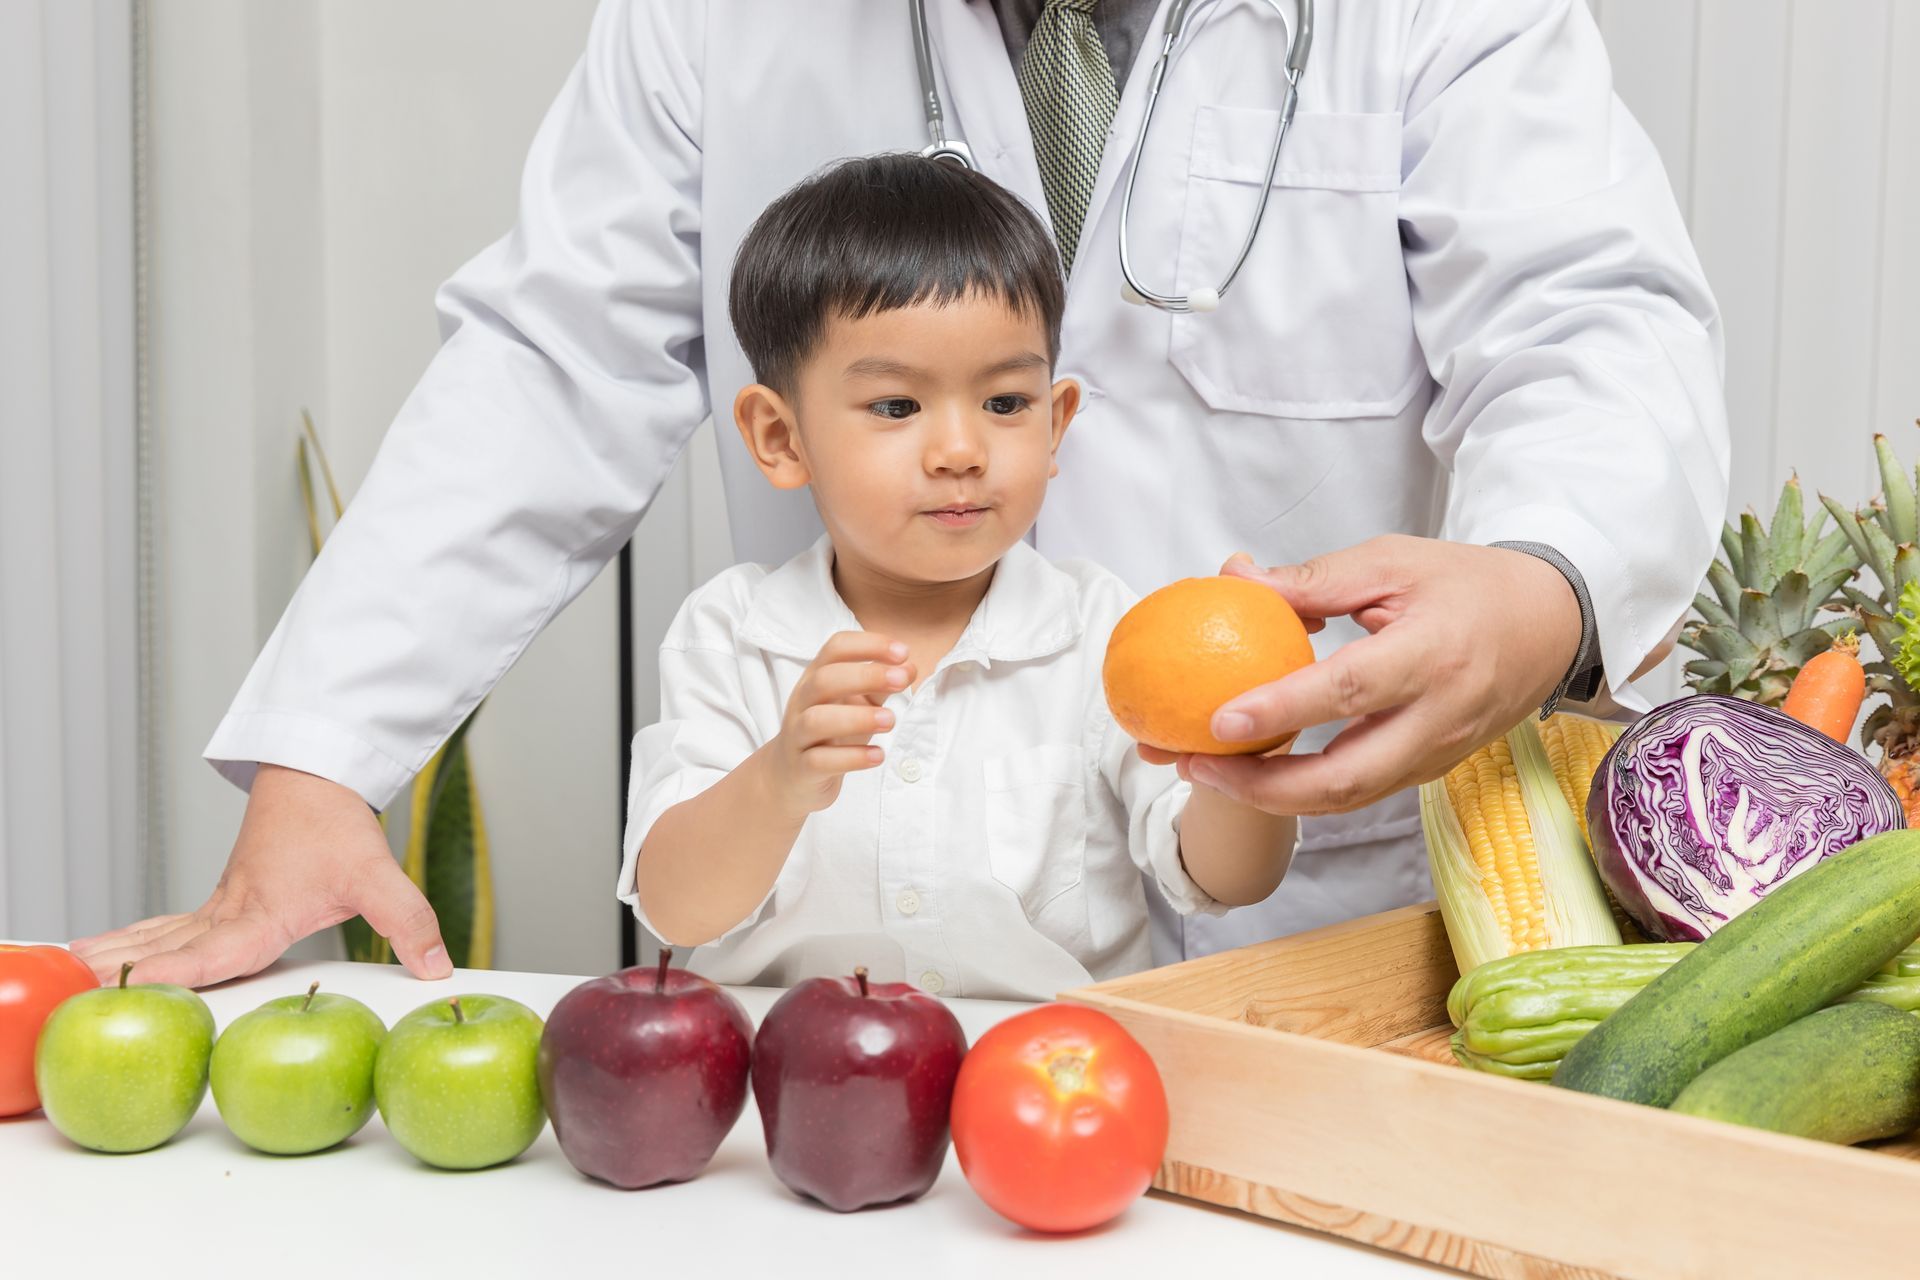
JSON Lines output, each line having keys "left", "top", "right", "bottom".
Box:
{"left": 728, "top": 154, "right": 1065, "bottom": 393}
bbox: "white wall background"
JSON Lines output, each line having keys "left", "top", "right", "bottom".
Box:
{"left": 0, "top": 0, "right": 140, "bottom": 942}
{"left": 141, "top": 0, "right": 1919, "bottom": 973}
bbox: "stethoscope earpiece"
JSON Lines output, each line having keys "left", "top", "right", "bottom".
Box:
{"left": 1186, "top": 286, "right": 1220, "bottom": 314}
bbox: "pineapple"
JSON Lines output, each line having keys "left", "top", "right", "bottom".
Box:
{"left": 1680, "top": 475, "right": 1860, "bottom": 707}
{"left": 1826, "top": 429, "right": 1920, "bottom": 825}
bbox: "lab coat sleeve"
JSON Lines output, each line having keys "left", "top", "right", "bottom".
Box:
{"left": 204, "top": 0, "right": 711, "bottom": 808}
{"left": 1398, "top": 0, "right": 1730, "bottom": 709}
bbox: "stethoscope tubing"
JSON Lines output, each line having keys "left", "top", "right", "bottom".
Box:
{"left": 913, "top": 0, "right": 1313, "bottom": 314}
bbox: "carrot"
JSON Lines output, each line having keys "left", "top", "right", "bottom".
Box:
{"left": 1781, "top": 631, "right": 1866, "bottom": 742}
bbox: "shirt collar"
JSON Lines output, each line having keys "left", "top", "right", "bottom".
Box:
{"left": 736, "top": 535, "right": 1084, "bottom": 668}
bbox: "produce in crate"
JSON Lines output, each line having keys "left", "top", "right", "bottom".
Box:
{"left": 33, "top": 962, "right": 215, "bottom": 1153}
{"left": 752, "top": 968, "right": 967, "bottom": 1212}
{"left": 1448, "top": 939, "right": 1920, "bottom": 1080}
{"left": 538, "top": 950, "right": 753, "bottom": 1189}
{"left": 1824, "top": 431, "right": 1920, "bottom": 823}
{"left": 208, "top": 982, "right": 387, "bottom": 1155}
{"left": 374, "top": 994, "right": 546, "bottom": 1170}
{"left": 0, "top": 943, "right": 97, "bottom": 1117}
{"left": 1586, "top": 694, "right": 1903, "bottom": 941}
{"left": 1668, "top": 1002, "right": 1920, "bottom": 1145}
{"left": 1553, "top": 830, "right": 1920, "bottom": 1106}
{"left": 1779, "top": 631, "right": 1866, "bottom": 741}
{"left": 1102, "top": 574, "right": 1315, "bottom": 756}
{"left": 1679, "top": 474, "right": 1858, "bottom": 707}
{"left": 1420, "top": 716, "right": 1621, "bottom": 974}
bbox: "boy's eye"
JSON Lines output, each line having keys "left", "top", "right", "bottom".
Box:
{"left": 984, "top": 394, "right": 1030, "bottom": 416}
{"left": 868, "top": 398, "right": 919, "bottom": 420}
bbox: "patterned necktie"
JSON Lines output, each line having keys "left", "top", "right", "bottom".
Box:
{"left": 1017, "top": 0, "right": 1120, "bottom": 277}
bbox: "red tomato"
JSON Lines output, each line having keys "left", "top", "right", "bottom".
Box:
{"left": 1, "top": 945, "right": 99, "bottom": 1115}
{"left": 951, "top": 1003, "right": 1169, "bottom": 1233}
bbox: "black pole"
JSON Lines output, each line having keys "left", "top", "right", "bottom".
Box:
{"left": 617, "top": 541, "right": 639, "bottom": 970}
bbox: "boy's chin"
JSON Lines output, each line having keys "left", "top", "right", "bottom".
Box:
{"left": 859, "top": 528, "right": 1015, "bottom": 587}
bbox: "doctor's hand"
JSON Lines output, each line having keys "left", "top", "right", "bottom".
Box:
{"left": 68, "top": 764, "right": 452, "bottom": 989}
{"left": 1145, "top": 538, "right": 1583, "bottom": 817}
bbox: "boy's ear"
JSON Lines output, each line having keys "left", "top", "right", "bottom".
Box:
{"left": 1046, "top": 376, "right": 1082, "bottom": 478}
{"left": 734, "top": 383, "right": 811, "bottom": 490}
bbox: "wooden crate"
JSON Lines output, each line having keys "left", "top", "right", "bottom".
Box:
{"left": 1065, "top": 902, "right": 1920, "bottom": 1280}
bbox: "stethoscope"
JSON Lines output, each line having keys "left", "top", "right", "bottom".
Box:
{"left": 910, "top": 0, "right": 1313, "bottom": 314}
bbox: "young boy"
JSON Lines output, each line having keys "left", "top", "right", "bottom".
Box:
{"left": 617, "top": 155, "right": 1295, "bottom": 1002}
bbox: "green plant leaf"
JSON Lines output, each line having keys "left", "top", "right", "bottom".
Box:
{"left": 1740, "top": 512, "right": 1770, "bottom": 592}
{"left": 1823, "top": 495, "right": 1882, "bottom": 583}
{"left": 1706, "top": 559, "right": 1741, "bottom": 617}
{"left": 1720, "top": 524, "right": 1745, "bottom": 582}
{"left": 1691, "top": 592, "right": 1736, "bottom": 631}
{"left": 1770, "top": 570, "right": 1812, "bottom": 635}
{"left": 1804, "top": 525, "right": 1859, "bottom": 584}
{"left": 1737, "top": 587, "right": 1782, "bottom": 648}
{"left": 1877, "top": 435, "right": 1917, "bottom": 545}
{"left": 1768, "top": 478, "right": 1804, "bottom": 579}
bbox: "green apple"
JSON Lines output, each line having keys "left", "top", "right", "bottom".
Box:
{"left": 34, "top": 962, "right": 215, "bottom": 1153}
{"left": 375, "top": 994, "right": 545, "bottom": 1169}
{"left": 210, "top": 982, "right": 386, "bottom": 1155}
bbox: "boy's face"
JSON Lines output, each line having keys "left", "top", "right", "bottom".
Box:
{"left": 735, "top": 293, "right": 1078, "bottom": 589}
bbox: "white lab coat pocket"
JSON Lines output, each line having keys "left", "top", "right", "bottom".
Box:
{"left": 1170, "top": 108, "right": 1423, "bottom": 419}
{"left": 983, "top": 744, "right": 1089, "bottom": 920}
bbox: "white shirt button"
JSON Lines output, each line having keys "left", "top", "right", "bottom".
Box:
{"left": 919, "top": 970, "right": 946, "bottom": 994}
{"left": 897, "top": 889, "right": 921, "bottom": 916}
{"left": 898, "top": 757, "right": 923, "bottom": 783}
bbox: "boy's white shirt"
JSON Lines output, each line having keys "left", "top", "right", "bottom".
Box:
{"left": 617, "top": 534, "right": 1232, "bottom": 1002}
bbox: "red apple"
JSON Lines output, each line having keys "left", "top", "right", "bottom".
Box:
{"left": 752, "top": 967, "right": 967, "bottom": 1212}
{"left": 537, "top": 950, "right": 753, "bottom": 1188}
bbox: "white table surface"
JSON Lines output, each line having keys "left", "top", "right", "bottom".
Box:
{"left": 4, "top": 953, "right": 1441, "bottom": 1279}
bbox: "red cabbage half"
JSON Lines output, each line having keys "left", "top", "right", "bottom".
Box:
{"left": 1587, "top": 694, "right": 1904, "bottom": 941}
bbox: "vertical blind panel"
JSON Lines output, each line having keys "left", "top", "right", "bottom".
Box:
{"left": 0, "top": 0, "right": 138, "bottom": 941}
{"left": 1771, "top": 0, "right": 1892, "bottom": 511}
{"left": 1690, "top": 0, "right": 1792, "bottom": 520}
{"left": 1595, "top": 0, "right": 1700, "bottom": 216}
{"left": 1873, "top": 5, "right": 1920, "bottom": 446}
{"left": 1603, "top": 0, "right": 1911, "bottom": 525}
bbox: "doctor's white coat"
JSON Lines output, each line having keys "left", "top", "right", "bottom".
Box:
{"left": 207, "top": 0, "right": 1729, "bottom": 961}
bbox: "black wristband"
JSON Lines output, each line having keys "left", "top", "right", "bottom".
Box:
{"left": 1490, "top": 541, "right": 1603, "bottom": 718}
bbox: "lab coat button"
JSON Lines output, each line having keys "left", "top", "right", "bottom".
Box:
{"left": 897, "top": 889, "right": 921, "bottom": 916}
{"left": 919, "top": 970, "right": 946, "bottom": 994}
{"left": 898, "top": 757, "right": 923, "bottom": 783}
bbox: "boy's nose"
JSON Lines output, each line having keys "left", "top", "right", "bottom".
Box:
{"left": 925, "top": 410, "right": 987, "bottom": 475}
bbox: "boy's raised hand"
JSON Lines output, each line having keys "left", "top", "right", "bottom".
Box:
{"left": 769, "top": 631, "right": 912, "bottom": 813}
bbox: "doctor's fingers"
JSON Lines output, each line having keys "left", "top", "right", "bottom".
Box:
{"left": 1188, "top": 708, "right": 1431, "bottom": 817}
{"left": 1211, "top": 631, "right": 1430, "bottom": 746}
{"left": 98, "top": 919, "right": 286, "bottom": 991}
{"left": 74, "top": 916, "right": 213, "bottom": 985}
{"left": 1222, "top": 535, "right": 1421, "bottom": 626}
{"left": 350, "top": 854, "right": 452, "bottom": 980}
{"left": 68, "top": 911, "right": 192, "bottom": 958}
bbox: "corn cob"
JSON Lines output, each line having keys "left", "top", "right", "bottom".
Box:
{"left": 1536, "top": 714, "right": 1641, "bottom": 940}
{"left": 1421, "top": 718, "right": 1622, "bottom": 974}
{"left": 1449, "top": 940, "right": 1920, "bottom": 1080}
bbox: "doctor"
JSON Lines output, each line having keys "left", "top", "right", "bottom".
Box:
{"left": 74, "top": 0, "right": 1727, "bottom": 988}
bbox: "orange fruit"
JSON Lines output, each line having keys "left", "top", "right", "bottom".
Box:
{"left": 1102, "top": 576, "right": 1315, "bottom": 756}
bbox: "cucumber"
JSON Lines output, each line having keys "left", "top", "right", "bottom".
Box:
{"left": 1552, "top": 831, "right": 1920, "bottom": 1106}
{"left": 1669, "top": 1002, "right": 1920, "bottom": 1144}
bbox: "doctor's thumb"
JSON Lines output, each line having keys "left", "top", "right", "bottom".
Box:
{"left": 356, "top": 857, "right": 454, "bottom": 980}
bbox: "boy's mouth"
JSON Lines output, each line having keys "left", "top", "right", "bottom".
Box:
{"left": 923, "top": 504, "right": 990, "bottom": 529}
